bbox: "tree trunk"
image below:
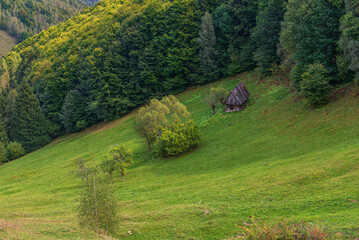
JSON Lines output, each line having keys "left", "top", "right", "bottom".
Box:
{"left": 211, "top": 105, "right": 216, "bottom": 115}
{"left": 147, "top": 140, "right": 152, "bottom": 153}
{"left": 121, "top": 173, "right": 124, "bottom": 182}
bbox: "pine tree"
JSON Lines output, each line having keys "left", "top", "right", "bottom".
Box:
{"left": 227, "top": 0, "right": 258, "bottom": 74}
{"left": 60, "top": 89, "right": 87, "bottom": 133}
{"left": 292, "top": 0, "right": 343, "bottom": 88}
{"left": 197, "top": 11, "right": 218, "bottom": 83}
{"left": 339, "top": 0, "right": 359, "bottom": 81}
{"left": 0, "top": 114, "right": 8, "bottom": 144}
{"left": 213, "top": 4, "right": 234, "bottom": 77}
{"left": 252, "top": 0, "right": 286, "bottom": 74}
{"left": 10, "top": 82, "right": 50, "bottom": 152}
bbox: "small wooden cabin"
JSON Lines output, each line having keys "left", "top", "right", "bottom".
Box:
{"left": 224, "top": 82, "right": 250, "bottom": 112}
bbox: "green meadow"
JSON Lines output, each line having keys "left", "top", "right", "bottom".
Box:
{"left": 0, "top": 73, "right": 358, "bottom": 239}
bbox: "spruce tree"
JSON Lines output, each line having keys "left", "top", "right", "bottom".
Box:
{"left": 292, "top": 0, "right": 343, "bottom": 88}
{"left": 339, "top": 1, "right": 359, "bottom": 81}
{"left": 213, "top": 4, "right": 234, "bottom": 77}
{"left": 10, "top": 82, "right": 50, "bottom": 152}
{"left": 252, "top": 0, "right": 285, "bottom": 75}
{"left": 61, "top": 89, "right": 87, "bottom": 133}
{"left": 197, "top": 11, "right": 218, "bottom": 83}
{"left": 227, "top": 0, "right": 258, "bottom": 74}
{"left": 0, "top": 114, "right": 8, "bottom": 144}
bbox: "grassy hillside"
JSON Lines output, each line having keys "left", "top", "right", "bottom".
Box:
{"left": 0, "top": 30, "right": 16, "bottom": 58}
{"left": 0, "top": 73, "right": 358, "bottom": 239}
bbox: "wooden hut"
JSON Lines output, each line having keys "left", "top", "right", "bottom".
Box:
{"left": 224, "top": 82, "right": 250, "bottom": 112}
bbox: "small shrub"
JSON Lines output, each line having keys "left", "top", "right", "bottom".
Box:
{"left": 76, "top": 120, "right": 88, "bottom": 131}
{"left": 300, "top": 63, "right": 331, "bottom": 107}
{"left": 158, "top": 121, "right": 201, "bottom": 157}
{"left": 6, "top": 142, "right": 25, "bottom": 161}
{"left": 290, "top": 63, "right": 306, "bottom": 91}
{"left": 239, "top": 218, "right": 335, "bottom": 240}
{"left": 0, "top": 142, "right": 7, "bottom": 163}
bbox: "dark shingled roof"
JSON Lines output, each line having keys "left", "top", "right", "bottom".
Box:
{"left": 224, "top": 82, "right": 250, "bottom": 106}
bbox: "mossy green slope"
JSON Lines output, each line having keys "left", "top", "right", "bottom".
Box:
{"left": 0, "top": 73, "right": 358, "bottom": 239}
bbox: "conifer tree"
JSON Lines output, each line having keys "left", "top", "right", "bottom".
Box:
{"left": 339, "top": 0, "right": 359, "bottom": 81}
{"left": 227, "top": 0, "right": 258, "bottom": 74}
{"left": 10, "top": 82, "right": 50, "bottom": 152}
{"left": 197, "top": 11, "right": 218, "bottom": 83}
{"left": 291, "top": 0, "right": 343, "bottom": 89}
{"left": 252, "top": 0, "right": 285, "bottom": 75}
{"left": 213, "top": 4, "right": 234, "bottom": 77}
{"left": 61, "top": 89, "right": 87, "bottom": 133}
{"left": 0, "top": 114, "right": 8, "bottom": 144}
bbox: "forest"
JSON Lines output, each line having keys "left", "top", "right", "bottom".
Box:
{"left": 0, "top": 0, "right": 85, "bottom": 42}
{"left": 0, "top": 0, "right": 359, "bottom": 157}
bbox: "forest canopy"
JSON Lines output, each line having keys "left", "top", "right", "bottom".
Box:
{"left": 0, "top": 0, "right": 85, "bottom": 42}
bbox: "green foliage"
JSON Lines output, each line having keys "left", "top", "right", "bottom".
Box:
{"left": 0, "top": 142, "right": 7, "bottom": 163}
{"left": 300, "top": 63, "right": 331, "bottom": 107}
{"left": 213, "top": 4, "right": 234, "bottom": 77}
{"left": 239, "top": 218, "right": 334, "bottom": 240}
{"left": 197, "top": 11, "right": 218, "bottom": 83}
{"left": 252, "top": 0, "right": 286, "bottom": 75}
{"left": 339, "top": 7, "right": 359, "bottom": 80}
{"left": 76, "top": 158, "right": 118, "bottom": 235}
{"left": 6, "top": 141, "right": 25, "bottom": 161}
{"left": 0, "top": 114, "right": 8, "bottom": 144}
{"left": 280, "top": 0, "right": 312, "bottom": 67}
{"left": 205, "top": 87, "right": 228, "bottom": 114}
{"left": 136, "top": 95, "right": 191, "bottom": 153}
{"left": 61, "top": 90, "right": 87, "bottom": 133}
{"left": 10, "top": 82, "right": 50, "bottom": 152}
{"left": 289, "top": 0, "right": 344, "bottom": 86}
{"left": 0, "top": 0, "right": 85, "bottom": 41}
{"left": 226, "top": 0, "right": 258, "bottom": 74}
{"left": 104, "top": 144, "right": 133, "bottom": 182}
{"left": 157, "top": 120, "right": 201, "bottom": 157}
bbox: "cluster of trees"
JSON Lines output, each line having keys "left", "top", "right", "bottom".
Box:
{"left": 76, "top": 144, "right": 133, "bottom": 235}
{"left": 136, "top": 95, "right": 200, "bottom": 157}
{"left": 205, "top": 87, "right": 227, "bottom": 115}
{"left": 0, "top": 0, "right": 359, "bottom": 154}
{"left": 0, "top": 80, "right": 50, "bottom": 164}
{"left": 0, "top": 0, "right": 85, "bottom": 42}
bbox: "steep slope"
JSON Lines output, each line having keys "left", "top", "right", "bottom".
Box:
{"left": 0, "top": 73, "right": 358, "bottom": 239}
{"left": 0, "top": 0, "right": 85, "bottom": 44}
{"left": 0, "top": 0, "right": 222, "bottom": 140}
{"left": 0, "top": 30, "right": 16, "bottom": 57}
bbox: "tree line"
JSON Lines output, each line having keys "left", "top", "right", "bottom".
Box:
{"left": 0, "top": 0, "right": 359, "bottom": 155}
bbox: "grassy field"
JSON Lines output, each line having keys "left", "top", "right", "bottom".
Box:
{"left": 0, "top": 30, "right": 16, "bottom": 58}
{"left": 0, "top": 73, "right": 358, "bottom": 239}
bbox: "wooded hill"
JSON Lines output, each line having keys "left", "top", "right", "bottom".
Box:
{"left": 0, "top": 0, "right": 85, "bottom": 42}
{"left": 0, "top": 0, "right": 359, "bottom": 155}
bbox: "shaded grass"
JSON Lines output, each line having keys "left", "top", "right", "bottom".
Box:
{"left": 0, "top": 73, "right": 358, "bottom": 239}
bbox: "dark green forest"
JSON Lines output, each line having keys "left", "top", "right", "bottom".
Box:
{"left": 0, "top": 0, "right": 359, "bottom": 157}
